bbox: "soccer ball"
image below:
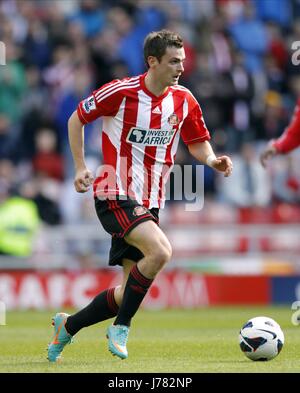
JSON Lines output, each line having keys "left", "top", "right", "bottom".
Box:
{"left": 239, "top": 316, "right": 284, "bottom": 361}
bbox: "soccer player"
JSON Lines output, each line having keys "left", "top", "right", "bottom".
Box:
{"left": 260, "top": 99, "right": 300, "bottom": 167}
{"left": 47, "top": 30, "right": 233, "bottom": 362}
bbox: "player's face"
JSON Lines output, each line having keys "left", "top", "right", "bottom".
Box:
{"left": 153, "top": 46, "right": 186, "bottom": 87}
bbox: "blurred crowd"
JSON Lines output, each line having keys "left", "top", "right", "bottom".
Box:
{"left": 1, "top": 0, "right": 300, "bottom": 250}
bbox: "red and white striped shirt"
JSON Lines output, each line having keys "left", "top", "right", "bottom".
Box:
{"left": 77, "top": 73, "right": 210, "bottom": 208}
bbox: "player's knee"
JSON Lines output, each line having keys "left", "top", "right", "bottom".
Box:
{"left": 149, "top": 242, "right": 172, "bottom": 270}
{"left": 163, "top": 242, "right": 172, "bottom": 263}
{"left": 114, "top": 285, "right": 124, "bottom": 306}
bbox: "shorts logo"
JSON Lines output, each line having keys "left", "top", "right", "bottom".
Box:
{"left": 168, "top": 113, "right": 179, "bottom": 126}
{"left": 127, "top": 127, "right": 175, "bottom": 146}
{"left": 83, "top": 96, "right": 96, "bottom": 113}
{"left": 133, "top": 206, "right": 148, "bottom": 216}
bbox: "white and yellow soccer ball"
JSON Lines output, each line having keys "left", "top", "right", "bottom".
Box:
{"left": 239, "top": 316, "right": 284, "bottom": 361}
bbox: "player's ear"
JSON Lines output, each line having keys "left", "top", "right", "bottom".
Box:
{"left": 147, "top": 56, "right": 159, "bottom": 68}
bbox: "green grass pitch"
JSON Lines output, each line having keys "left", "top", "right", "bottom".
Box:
{"left": 0, "top": 306, "right": 299, "bottom": 373}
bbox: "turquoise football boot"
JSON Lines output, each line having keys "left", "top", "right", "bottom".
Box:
{"left": 47, "top": 312, "right": 73, "bottom": 362}
{"left": 106, "top": 324, "right": 129, "bottom": 359}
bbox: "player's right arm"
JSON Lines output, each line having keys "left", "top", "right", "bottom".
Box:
{"left": 68, "top": 79, "right": 126, "bottom": 193}
{"left": 68, "top": 110, "right": 94, "bottom": 193}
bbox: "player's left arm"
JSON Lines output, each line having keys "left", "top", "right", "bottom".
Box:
{"left": 188, "top": 141, "right": 233, "bottom": 177}
{"left": 180, "top": 93, "right": 232, "bottom": 177}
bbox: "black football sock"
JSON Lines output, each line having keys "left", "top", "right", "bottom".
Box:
{"left": 114, "top": 264, "right": 153, "bottom": 327}
{"left": 65, "top": 287, "right": 119, "bottom": 336}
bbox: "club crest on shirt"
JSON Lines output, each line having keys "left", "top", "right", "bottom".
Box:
{"left": 133, "top": 206, "right": 148, "bottom": 216}
{"left": 168, "top": 113, "right": 179, "bottom": 126}
{"left": 83, "top": 96, "right": 96, "bottom": 113}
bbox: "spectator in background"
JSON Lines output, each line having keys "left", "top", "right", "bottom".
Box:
{"left": 32, "top": 128, "right": 64, "bottom": 181}
{"left": 90, "top": 26, "right": 126, "bottom": 87}
{"left": 43, "top": 43, "right": 76, "bottom": 103}
{"left": 0, "top": 40, "right": 26, "bottom": 160}
{"left": 169, "top": 0, "right": 215, "bottom": 24}
{"left": 0, "top": 41, "right": 27, "bottom": 124}
{"left": 264, "top": 53, "right": 286, "bottom": 93}
{"left": 47, "top": 3, "right": 78, "bottom": 47}
{"left": 0, "top": 115, "right": 15, "bottom": 159}
{"left": 0, "top": 184, "right": 40, "bottom": 256}
{"left": 22, "top": 65, "right": 49, "bottom": 117}
{"left": 209, "top": 13, "right": 233, "bottom": 73}
{"left": 254, "top": 90, "right": 288, "bottom": 141}
{"left": 260, "top": 98, "right": 300, "bottom": 166}
{"left": 223, "top": 49, "right": 255, "bottom": 150}
{"left": 0, "top": 159, "right": 19, "bottom": 199}
{"left": 266, "top": 22, "right": 288, "bottom": 73}
{"left": 254, "top": 0, "right": 292, "bottom": 29}
{"left": 187, "top": 52, "right": 225, "bottom": 132}
{"left": 68, "top": 0, "right": 105, "bottom": 38}
{"left": 58, "top": 156, "right": 99, "bottom": 225}
{"left": 55, "top": 64, "right": 94, "bottom": 142}
{"left": 23, "top": 20, "right": 51, "bottom": 70}
{"left": 54, "top": 63, "right": 95, "bottom": 176}
{"left": 25, "top": 127, "right": 64, "bottom": 225}
{"left": 19, "top": 65, "right": 50, "bottom": 160}
{"left": 217, "top": 0, "right": 246, "bottom": 24}
{"left": 65, "top": 19, "right": 90, "bottom": 66}
{"left": 217, "top": 142, "right": 271, "bottom": 207}
{"left": 228, "top": 1, "right": 269, "bottom": 74}
{"left": 107, "top": 4, "right": 166, "bottom": 75}
{"left": 19, "top": 176, "right": 62, "bottom": 226}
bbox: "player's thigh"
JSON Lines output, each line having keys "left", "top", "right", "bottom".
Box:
{"left": 124, "top": 220, "right": 171, "bottom": 257}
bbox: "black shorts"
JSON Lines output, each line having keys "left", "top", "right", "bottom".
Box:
{"left": 95, "top": 196, "right": 159, "bottom": 266}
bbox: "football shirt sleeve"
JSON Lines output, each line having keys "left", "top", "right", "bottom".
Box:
{"left": 77, "top": 80, "right": 124, "bottom": 124}
{"left": 273, "top": 100, "right": 300, "bottom": 153}
{"left": 180, "top": 96, "right": 211, "bottom": 145}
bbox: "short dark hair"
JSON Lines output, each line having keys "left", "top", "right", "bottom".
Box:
{"left": 143, "top": 30, "right": 183, "bottom": 68}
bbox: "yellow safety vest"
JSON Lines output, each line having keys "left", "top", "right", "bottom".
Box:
{"left": 0, "top": 197, "right": 39, "bottom": 256}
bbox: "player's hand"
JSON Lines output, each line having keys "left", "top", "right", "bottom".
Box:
{"left": 260, "top": 141, "right": 277, "bottom": 168}
{"left": 74, "top": 168, "right": 94, "bottom": 193}
{"left": 211, "top": 155, "right": 233, "bottom": 177}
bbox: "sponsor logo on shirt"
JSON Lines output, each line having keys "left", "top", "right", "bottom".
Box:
{"left": 126, "top": 127, "right": 176, "bottom": 146}
{"left": 83, "top": 96, "right": 96, "bottom": 113}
